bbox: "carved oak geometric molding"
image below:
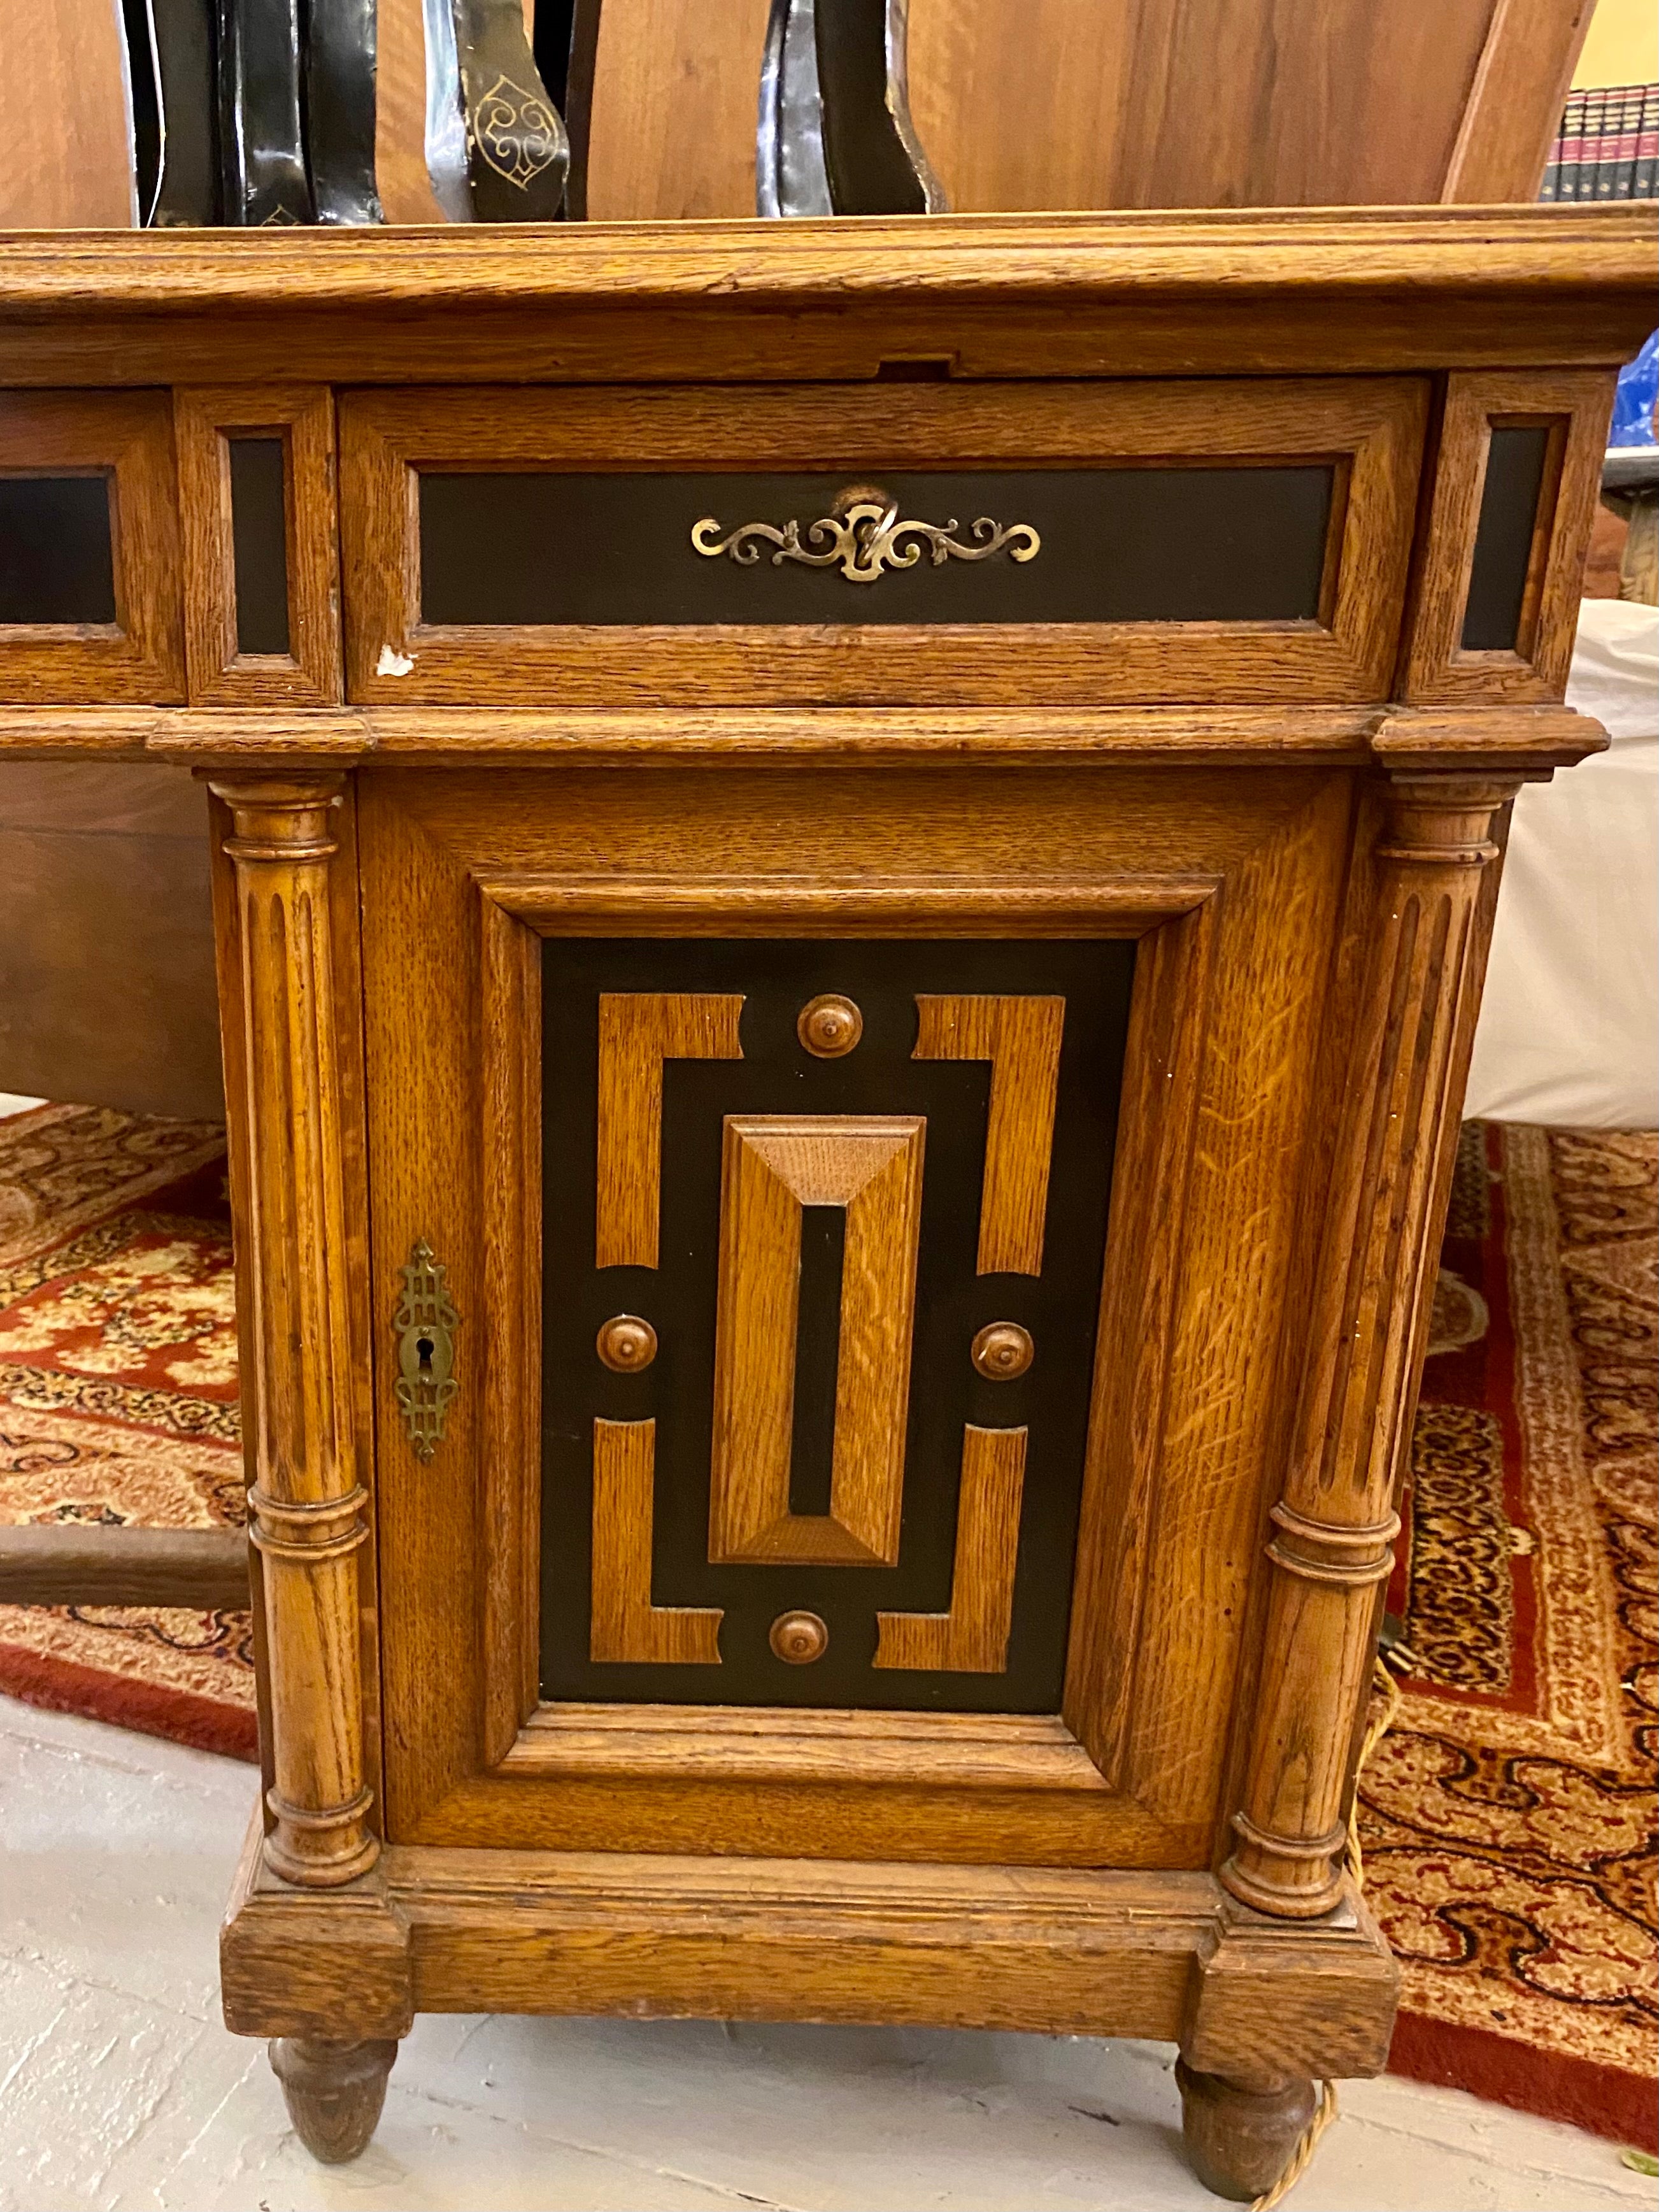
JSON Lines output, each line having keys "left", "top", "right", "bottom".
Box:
{"left": 538, "top": 936, "right": 1131, "bottom": 1712}
{"left": 709, "top": 1114, "right": 925, "bottom": 1566}
{"left": 913, "top": 994, "right": 1064, "bottom": 1273}
{"left": 876, "top": 1424, "right": 1029, "bottom": 1673}
{"left": 595, "top": 992, "right": 744, "bottom": 1267}
{"left": 590, "top": 1417, "right": 722, "bottom": 1664}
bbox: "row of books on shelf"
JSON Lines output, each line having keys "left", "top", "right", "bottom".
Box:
{"left": 1540, "top": 82, "right": 1658, "bottom": 202}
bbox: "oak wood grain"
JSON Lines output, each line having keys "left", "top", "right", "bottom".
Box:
{"left": 0, "top": 210, "right": 1649, "bottom": 390}
{"left": 1401, "top": 369, "right": 1618, "bottom": 706}
{"left": 875, "top": 1425, "right": 1028, "bottom": 1674}
{"left": 1065, "top": 894, "right": 1216, "bottom": 1785}
{"left": 913, "top": 995, "right": 1064, "bottom": 1274}
{"left": 220, "top": 1811, "right": 413, "bottom": 2042}
{"left": 1371, "top": 705, "right": 1607, "bottom": 773}
{"left": 359, "top": 763, "right": 1338, "bottom": 1867}
{"left": 1175, "top": 2066, "right": 1318, "bottom": 2198}
{"left": 1221, "top": 776, "right": 1515, "bottom": 1917}
{"left": 14, "top": 203, "right": 1620, "bottom": 2158}
{"left": 0, "top": 390, "right": 184, "bottom": 703}
{"left": 207, "top": 789, "right": 280, "bottom": 1822}
{"left": 269, "top": 2037, "right": 400, "bottom": 2166}
{"left": 339, "top": 376, "right": 1425, "bottom": 709}
{"left": 590, "top": 1418, "right": 722, "bottom": 1665}
{"left": 490, "top": 876, "right": 1214, "bottom": 938}
{"left": 222, "top": 1837, "right": 1396, "bottom": 2066}
{"left": 1181, "top": 1887, "right": 1400, "bottom": 2087}
{"left": 595, "top": 992, "right": 745, "bottom": 1268}
{"left": 175, "top": 386, "right": 344, "bottom": 706}
{"left": 480, "top": 891, "right": 543, "bottom": 1761}
{"left": 504, "top": 1704, "right": 1109, "bottom": 1791}
{"left": 211, "top": 774, "right": 378, "bottom": 1887}
{"left": 709, "top": 1116, "right": 924, "bottom": 1567}
{"left": 1107, "top": 776, "right": 1357, "bottom": 1841}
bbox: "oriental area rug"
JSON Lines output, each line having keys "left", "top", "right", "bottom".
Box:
{"left": 0, "top": 1103, "right": 1653, "bottom": 2142}
{"left": 1360, "top": 1122, "right": 1657, "bottom": 2148}
{"left": 0, "top": 1102, "right": 255, "bottom": 1758}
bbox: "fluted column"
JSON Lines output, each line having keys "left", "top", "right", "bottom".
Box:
{"left": 213, "top": 774, "right": 376, "bottom": 1888}
{"left": 1221, "top": 775, "right": 1515, "bottom": 1918}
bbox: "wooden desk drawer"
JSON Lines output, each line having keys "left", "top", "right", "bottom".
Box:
{"left": 340, "top": 378, "right": 1428, "bottom": 707}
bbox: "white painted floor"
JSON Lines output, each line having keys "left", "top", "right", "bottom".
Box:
{"left": 0, "top": 1695, "right": 1649, "bottom": 2212}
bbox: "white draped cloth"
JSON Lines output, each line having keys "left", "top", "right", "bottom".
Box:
{"left": 1465, "top": 597, "right": 1658, "bottom": 1129}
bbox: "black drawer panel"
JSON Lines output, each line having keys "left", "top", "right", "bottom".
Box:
{"left": 419, "top": 465, "right": 1334, "bottom": 627}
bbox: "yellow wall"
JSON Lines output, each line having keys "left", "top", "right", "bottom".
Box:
{"left": 1573, "top": 0, "right": 1658, "bottom": 89}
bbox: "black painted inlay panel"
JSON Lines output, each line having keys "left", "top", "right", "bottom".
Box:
{"left": 1462, "top": 426, "right": 1551, "bottom": 652}
{"left": 0, "top": 475, "right": 117, "bottom": 625}
{"left": 228, "top": 437, "right": 291, "bottom": 655}
{"left": 788, "top": 1206, "right": 845, "bottom": 1520}
{"left": 540, "top": 938, "right": 1136, "bottom": 1713}
{"left": 421, "top": 466, "right": 1334, "bottom": 627}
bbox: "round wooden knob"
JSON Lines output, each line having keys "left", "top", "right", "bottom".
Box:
{"left": 769, "top": 1609, "right": 829, "bottom": 1664}
{"left": 971, "top": 1322, "right": 1034, "bottom": 1381}
{"left": 596, "top": 1315, "right": 657, "bottom": 1373}
{"left": 797, "top": 994, "right": 864, "bottom": 1058}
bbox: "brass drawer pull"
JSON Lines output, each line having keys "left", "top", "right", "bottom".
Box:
{"left": 692, "top": 483, "right": 1040, "bottom": 585}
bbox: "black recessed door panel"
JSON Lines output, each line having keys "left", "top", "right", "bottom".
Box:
{"left": 540, "top": 938, "right": 1135, "bottom": 1715}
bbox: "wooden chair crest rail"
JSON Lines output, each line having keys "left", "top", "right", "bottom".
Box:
{"left": 0, "top": 204, "right": 1649, "bottom": 2197}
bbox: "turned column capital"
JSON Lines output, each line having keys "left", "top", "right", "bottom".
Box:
{"left": 1375, "top": 772, "right": 1520, "bottom": 868}
{"left": 209, "top": 773, "right": 346, "bottom": 859}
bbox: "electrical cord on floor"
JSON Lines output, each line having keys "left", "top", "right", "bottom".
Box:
{"left": 1247, "top": 1653, "right": 1405, "bottom": 2212}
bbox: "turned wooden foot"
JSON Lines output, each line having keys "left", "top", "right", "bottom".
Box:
{"left": 1176, "top": 2060, "right": 1318, "bottom": 2202}
{"left": 269, "top": 2036, "right": 399, "bottom": 2163}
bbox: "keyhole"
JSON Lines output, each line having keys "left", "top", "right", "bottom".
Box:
{"left": 416, "top": 1335, "right": 434, "bottom": 1371}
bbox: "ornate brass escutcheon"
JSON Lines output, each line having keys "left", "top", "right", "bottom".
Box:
{"left": 691, "top": 483, "right": 1041, "bottom": 585}
{"left": 392, "top": 1239, "right": 459, "bottom": 1461}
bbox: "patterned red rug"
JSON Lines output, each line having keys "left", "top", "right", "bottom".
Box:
{"left": 1, "top": 1105, "right": 1653, "bottom": 2139}
{"left": 1362, "top": 1124, "right": 1657, "bottom": 2148}
{"left": 0, "top": 1103, "right": 255, "bottom": 1759}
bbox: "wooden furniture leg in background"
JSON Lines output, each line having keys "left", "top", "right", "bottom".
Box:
{"left": 269, "top": 2037, "right": 400, "bottom": 2164}
{"left": 0, "top": 1523, "right": 247, "bottom": 1607}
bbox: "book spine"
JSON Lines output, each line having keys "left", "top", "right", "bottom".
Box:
{"left": 1599, "top": 85, "right": 1636, "bottom": 199}
{"left": 1635, "top": 84, "right": 1658, "bottom": 200}
{"left": 1584, "top": 85, "right": 1607, "bottom": 201}
{"left": 1555, "top": 88, "right": 1588, "bottom": 202}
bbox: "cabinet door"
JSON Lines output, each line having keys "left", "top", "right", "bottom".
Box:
{"left": 359, "top": 757, "right": 1356, "bottom": 1867}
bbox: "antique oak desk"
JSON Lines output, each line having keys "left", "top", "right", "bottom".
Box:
{"left": 0, "top": 208, "right": 1648, "bottom": 2197}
